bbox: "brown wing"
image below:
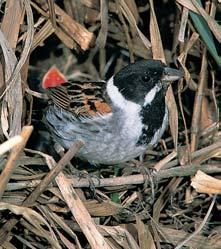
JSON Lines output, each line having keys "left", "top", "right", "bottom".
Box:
{"left": 47, "top": 81, "right": 112, "bottom": 117}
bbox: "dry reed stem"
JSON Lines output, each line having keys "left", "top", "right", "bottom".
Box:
{"left": 154, "top": 150, "right": 177, "bottom": 171}
{"left": 0, "top": 0, "right": 220, "bottom": 247}
{"left": 177, "top": 0, "right": 221, "bottom": 41}
{"left": 149, "top": 0, "right": 179, "bottom": 150}
{"left": 149, "top": 2, "right": 180, "bottom": 246}
{"left": 24, "top": 140, "right": 84, "bottom": 206}
{"left": 191, "top": 170, "right": 221, "bottom": 194}
{"left": 51, "top": 3, "right": 95, "bottom": 50}
{"left": 43, "top": 150, "right": 112, "bottom": 249}
{"left": 31, "top": 20, "right": 55, "bottom": 51}
{"left": 47, "top": 0, "right": 57, "bottom": 28}
{"left": 0, "top": 126, "right": 33, "bottom": 199}
{"left": 191, "top": 48, "right": 207, "bottom": 152}
{"left": 175, "top": 195, "right": 216, "bottom": 249}
{"left": 0, "top": 0, "right": 34, "bottom": 137}
{"left": 4, "top": 163, "right": 221, "bottom": 192}
{"left": 136, "top": 216, "right": 156, "bottom": 249}
{"left": 0, "top": 135, "right": 23, "bottom": 156}
{"left": 23, "top": 146, "right": 112, "bottom": 248}
{"left": 178, "top": 7, "right": 189, "bottom": 42}
{"left": 67, "top": 164, "right": 221, "bottom": 188}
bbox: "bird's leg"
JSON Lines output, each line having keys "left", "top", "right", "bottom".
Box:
{"left": 135, "top": 153, "right": 158, "bottom": 204}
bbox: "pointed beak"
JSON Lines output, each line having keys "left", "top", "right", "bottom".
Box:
{"left": 161, "top": 67, "right": 183, "bottom": 82}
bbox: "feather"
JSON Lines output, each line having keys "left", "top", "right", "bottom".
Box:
{"left": 42, "top": 68, "right": 112, "bottom": 118}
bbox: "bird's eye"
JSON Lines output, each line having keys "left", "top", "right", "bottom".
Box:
{"left": 141, "top": 75, "right": 150, "bottom": 82}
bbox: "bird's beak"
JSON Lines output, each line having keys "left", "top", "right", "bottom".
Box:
{"left": 161, "top": 67, "right": 183, "bottom": 82}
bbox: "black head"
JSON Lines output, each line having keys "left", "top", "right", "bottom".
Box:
{"left": 113, "top": 59, "right": 182, "bottom": 105}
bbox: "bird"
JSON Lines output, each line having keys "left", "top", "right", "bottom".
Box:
{"left": 42, "top": 60, "right": 183, "bottom": 165}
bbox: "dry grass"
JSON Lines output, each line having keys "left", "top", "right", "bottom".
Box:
{"left": 0, "top": 0, "right": 221, "bottom": 248}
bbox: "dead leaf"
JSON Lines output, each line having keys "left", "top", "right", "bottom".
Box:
{"left": 191, "top": 170, "right": 221, "bottom": 194}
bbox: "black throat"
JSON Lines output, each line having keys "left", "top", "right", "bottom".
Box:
{"left": 137, "top": 89, "right": 166, "bottom": 145}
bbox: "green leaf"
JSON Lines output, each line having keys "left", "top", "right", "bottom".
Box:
{"left": 190, "top": 2, "right": 221, "bottom": 67}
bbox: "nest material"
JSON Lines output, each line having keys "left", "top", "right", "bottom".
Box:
{"left": 0, "top": 0, "right": 221, "bottom": 248}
